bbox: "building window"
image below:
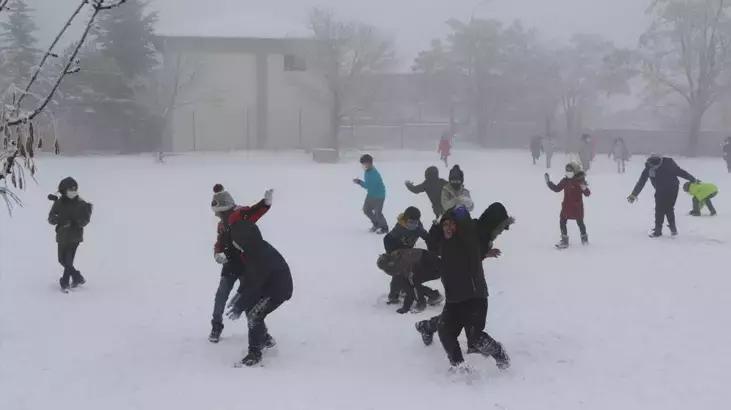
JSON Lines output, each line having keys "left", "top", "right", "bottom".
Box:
{"left": 284, "top": 54, "right": 307, "bottom": 71}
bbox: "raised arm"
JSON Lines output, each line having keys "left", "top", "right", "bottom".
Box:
{"left": 631, "top": 167, "right": 650, "bottom": 197}
{"left": 406, "top": 180, "right": 426, "bottom": 194}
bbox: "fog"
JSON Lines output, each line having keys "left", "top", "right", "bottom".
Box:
{"left": 37, "top": 0, "right": 648, "bottom": 65}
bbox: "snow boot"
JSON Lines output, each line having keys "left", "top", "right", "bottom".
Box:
{"left": 263, "top": 334, "right": 276, "bottom": 349}
{"left": 648, "top": 228, "right": 662, "bottom": 238}
{"left": 70, "top": 272, "right": 86, "bottom": 289}
{"left": 412, "top": 301, "right": 427, "bottom": 313}
{"left": 59, "top": 278, "right": 70, "bottom": 293}
{"left": 426, "top": 291, "right": 444, "bottom": 306}
{"left": 209, "top": 322, "right": 224, "bottom": 343}
{"left": 581, "top": 234, "right": 589, "bottom": 245}
{"left": 415, "top": 320, "right": 437, "bottom": 346}
{"left": 492, "top": 344, "right": 511, "bottom": 370}
{"left": 689, "top": 210, "right": 701, "bottom": 217}
{"left": 669, "top": 224, "right": 678, "bottom": 237}
{"left": 237, "top": 350, "right": 263, "bottom": 367}
{"left": 555, "top": 235, "right": 569, "bottom": 249}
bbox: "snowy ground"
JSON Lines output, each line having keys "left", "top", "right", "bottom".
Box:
{"left": 1, "top": 149, "right": 730, "bottom": 410}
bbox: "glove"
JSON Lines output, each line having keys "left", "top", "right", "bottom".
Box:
{"left": 226, "top": 294, "right": 244, "bottom": 320}
{"left": 486, "top": 248, "right": 502, "bottom": 258}
{"left": 580, "top": 184, "right": 588, "bottom": 191}
{"left": 405, "top": 180, "right": 413, "bottom": 186}
{"left": 627, "top": 195, "right": 637, "bottom": 204}
{"left": 264, "top": 189, "right": 274, "bottom": 206}
{"left": 226, "top": 293, "right": 241, "bottom": 309}
{"left": 226, "top": 307, "right": 243, "bottom": 321}
{"left": 353, "top": 178, "right": 363, "bottom": 185}
{"left": 544, "top": 173, "right": 550, "bottom": 183}
{"left": 214, "top": 252, "right": 228, "bottom": 264}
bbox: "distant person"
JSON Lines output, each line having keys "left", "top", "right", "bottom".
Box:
{"left": 609, "top": 137, "right": 630, "bottom": 174}
{"left": 48, "top": 177, "right": 93, "bottom": 293}
{"left": 441, "top": 165, "right": 474, "bottom": 213}
{"left": 438, "top": 132, "right": 453, "bottom": 168}
{"left": 208, "top": 184, "right": 272, "bottom": 344}
{"left": 530, "top": 135, "right": 543, "bottom": 165}
{"left": 723, "top": 137, "right": 731, "bottom": 173}
{"left": 545, "top": 162, "right": 591, "bottom": 249}
{"left": 579, "top": 134, "right": 595, "bottom": 172}
{"left": 628, "top": 155, "right": 696, "bottom": 237}
{"left": 544, "top": 135, "right": 556, "bottom": 169}
{"left": 353, "top": 154, "right": 388, "bottom": 234}
{"left": 405, "top": 166, "right": 448, "bottom": 219}
{"left": 683, "top": 181, "right": 718, "bottom": 216}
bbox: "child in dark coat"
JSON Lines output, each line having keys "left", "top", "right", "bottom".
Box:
{"left": 545, "top": 162, "right": 591, "bottom": 249}
{"left": 208, "top": 184, "right": 273, "bottom": 343}
{"left": 405, "top": 166, "right": 448, "bottom": 219}
{"left": 383, "top": 206, "right": 443, "bottom": 306}
{"left": 226, "top": 220, "right": 293, "bottom": 367}
{"left": 48, "top": 177, "right": 93, "bottom": 292}
{"left": 377, "top": 249, "right": 442, "bottom": 314}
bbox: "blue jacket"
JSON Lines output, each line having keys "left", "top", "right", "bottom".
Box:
{"left": 359, "top": 167, "right": 386, "bottom": 199}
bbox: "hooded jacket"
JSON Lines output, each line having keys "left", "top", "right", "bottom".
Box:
{"left": 632, "top": 157, "right": 695, "bottom": 197}
{"left": 685, "top": 182, "right": 718, "bottom": 202}
{"left": 406, "top": 166, "right": 448, "bottom": 216}
{"left": 229, "top": 221, "right": 293, "bottom": 312}
{"left": 383, "top": 213, "right": 429, "bottom": 253}
{"left": 547, "top": 171, "right": 591, "bottom": 220}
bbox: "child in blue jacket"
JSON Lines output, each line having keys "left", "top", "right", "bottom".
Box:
{"left": 353, "top": 154, "right": 389, "bottom": 234}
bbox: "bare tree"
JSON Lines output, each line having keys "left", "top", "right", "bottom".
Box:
{"left": 640, "top": 0, "right": 731, "bottom": 155}
{"left": 1, "top": 0, "right": 128, "bottom": 214}
{"left": 308, "top": 8, "right": 396, "bottom": 150}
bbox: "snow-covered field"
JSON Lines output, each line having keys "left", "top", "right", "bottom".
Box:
{"left": 1, "top": 149, "right": 730, "bottom": 410}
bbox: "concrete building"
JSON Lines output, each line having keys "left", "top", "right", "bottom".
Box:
{"left": 157, "top": 35, "right": 333, "bottom": 151}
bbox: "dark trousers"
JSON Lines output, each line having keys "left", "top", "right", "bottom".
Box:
{"left": 363, "top": 196, "right": 388, "bottom": 230}
{"left": 389, "top": 277, "right": 437, "bottom": 300}
{"left": 212, "top": 274, "right": 239, "bottom": 325}
{"left": 692, "top": 193, "right": 717, "bottom": 215}
{"left": 436, "top": 298, "right": 503, "bottom": 365}
{"left": 57, "top": 242, "right": 82, "bottom": 286}
{"left": 560, "top": 218, "right": 587, "bottom": 237}
{"left": 246, "top": 296, "right": 285, "bottom": 354}
{"left": 655, "top": 189, "right": 678, "bottom": 233}
{"left": 616, "top": 160, "right": 626, "bottom": 174}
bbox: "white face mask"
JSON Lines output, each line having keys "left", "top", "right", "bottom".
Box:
{"left": 565, "top": 172, "right": 574, "bottom": 179}
{"left": 66, "top": 190, "right": 78, "bottom": 199}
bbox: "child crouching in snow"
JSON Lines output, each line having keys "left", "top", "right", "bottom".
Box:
{"left": 377, "top": 248, "right": 442, "bottom": 314}
{"left": 683, "top": 181, "right": 718, "bottom": 216}
{"left": 545, "top": 162, "right": 591, "bottom": 249}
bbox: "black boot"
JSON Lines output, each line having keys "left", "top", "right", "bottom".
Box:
{"left": 426, "top": 290, "right": 444, "bottom": 306}
{"left": 263, "top": 333, "right": 277, "bottom": 349}
{"left": 59, "top": 277, "right": 70, "bottom": 293}
{"left": 492, "top": 343, "right": 511, "bottom": 370}
{"left": 581, "top": 234, "right": 589, "bottom": 245}
{"left": 237, "top": 350, "right": 263, "bottom": 367}
{"left": 71, "top": 271, "right": 86, "bottom": 288}
{"left": 415, "top": 320, "right": 437, "bottom": 346}
{"left": 209, "top": 321, "right": 224, "bottom": 343}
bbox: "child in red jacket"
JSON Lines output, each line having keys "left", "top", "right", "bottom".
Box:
{"left": 438, "top": 132, "right": 452, "bottom": 168}
{"left": 545, "top": 162, "right": 591, "bottom": 249}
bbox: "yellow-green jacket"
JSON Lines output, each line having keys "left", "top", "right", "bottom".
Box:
{"left": 686, "top": 182, "right": 719, "bottom": 201}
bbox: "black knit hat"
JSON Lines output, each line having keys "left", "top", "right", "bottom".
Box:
{"left": 58, "top": 177, "right": 78, "bottom": 194}
{"left": 404, "top": 206, "right": 421, "bottom": 221}
{"left": 449, "top": 165, "right": 464, "bottom": 183}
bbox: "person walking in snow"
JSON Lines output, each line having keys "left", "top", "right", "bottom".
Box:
{"left": 353, "top": 154, "right": 388, "bottom": 234}
{"left": 405, "top": 166, "right": 448, "bottom": 219}
{"left": 226, "top": 220, "right": 293, "bottom": 367}
{"left": 415, "top": 204, "right": 513, "bottom": 371}
{"left": 441, "top": 165, "right": 474, "bottom": 213}
{"left": 383, "top": 206, "right": 443, "bottom": 307}
{"left": 438, "top": 131, "right": 453, "bottom": 168}
{"left": 545, "top": 162, "right": 591, "bottom": 249}
{"left": 609, "top": 137, "right": 630, "bottom": 174}
{"left": 208, "top": 184, "right": 273, "bottom": 343}
{"left": 530, "top": 135, "right": 543, "bottom": 165}
{"left": 723, "top": 137, "right": 731, "bottom": 173}
{"left": 683, "top": 181, "right": 718, "bottom": 216}
{"left": 579, "top": 134, "right": 595, "bottom": 172}
{"left": 48, "top": 177, "right": 93, "bottom": 292}
{"left": 377, "top": 248, "right": 442, "bottom": 314}
{"left": 628, "top": 155, "right": 696, "bottom": 238}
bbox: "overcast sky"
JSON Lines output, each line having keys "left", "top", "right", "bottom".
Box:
{"left": 33, "top": 0, "right": 649, "bottom": 69}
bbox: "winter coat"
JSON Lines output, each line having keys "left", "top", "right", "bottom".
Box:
{"left": 547, "top": 174, "right": 591, "bottom": 220}
{"left": 428, "top": 210, "right": 486, "bottom": 303}
{"left": 632, "top": 157, "right": 695, "bottom": 197}
{"left": 383, "top": 214, "right": 429, "bottom": 253}
{"left": 48, "top": 196, "right": 93, "bottom": 244}
{"left": 214, "top": 199, "right": 271, "bottom": 262}
{"left": 438, "top": 139, "right": 452, "bottom": 156}
{"left": 686, "top": 182, "right": 718, "bottom": 202}
{"left": 377, "top": 248, "right": 442, "bottom": 284}
{"left": 441, "top": 184, "right": 474, "bottom": 213}
{"left": 579, "top": 142, "right": 594, "bottom": 166}
{"left": 230, "top": 221, "right": 293, "bottom": 312}
{"left": 611, "top": 141, "right": 630, "bottom": 161}
{"left": 357, "top": 167, "right": 386, "bottom": 199}
{"left": 406, "top": 167, "right": 448, "bottom": 217}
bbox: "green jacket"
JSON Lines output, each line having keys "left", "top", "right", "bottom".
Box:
{"left": 686, "top": 182, "right": 718, "bottom": 202}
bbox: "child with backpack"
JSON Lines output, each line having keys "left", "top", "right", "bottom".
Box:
{"left": 208, "top": 184, "right": 273, "bottom": 343}
{"left": 545, "top": 162, "right": 591, "bottom": 249}
{"left": 377, "top": 248, "right": 442, "bottom": 314}
{"left": 48, "top": 177, "right": 93, "bottom": 292}
{"left": 683, "top": 181, "right": 718, "bottom": 216}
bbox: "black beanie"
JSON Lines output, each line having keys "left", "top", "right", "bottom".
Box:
{"left": 449, "top": 165, "right": 464, "bottom": 183}
{"left": 58, "top": 177, "right": 78, "bottom": 194}
{"left": 404, "top": 206, "right": 421, "bottom": 221}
